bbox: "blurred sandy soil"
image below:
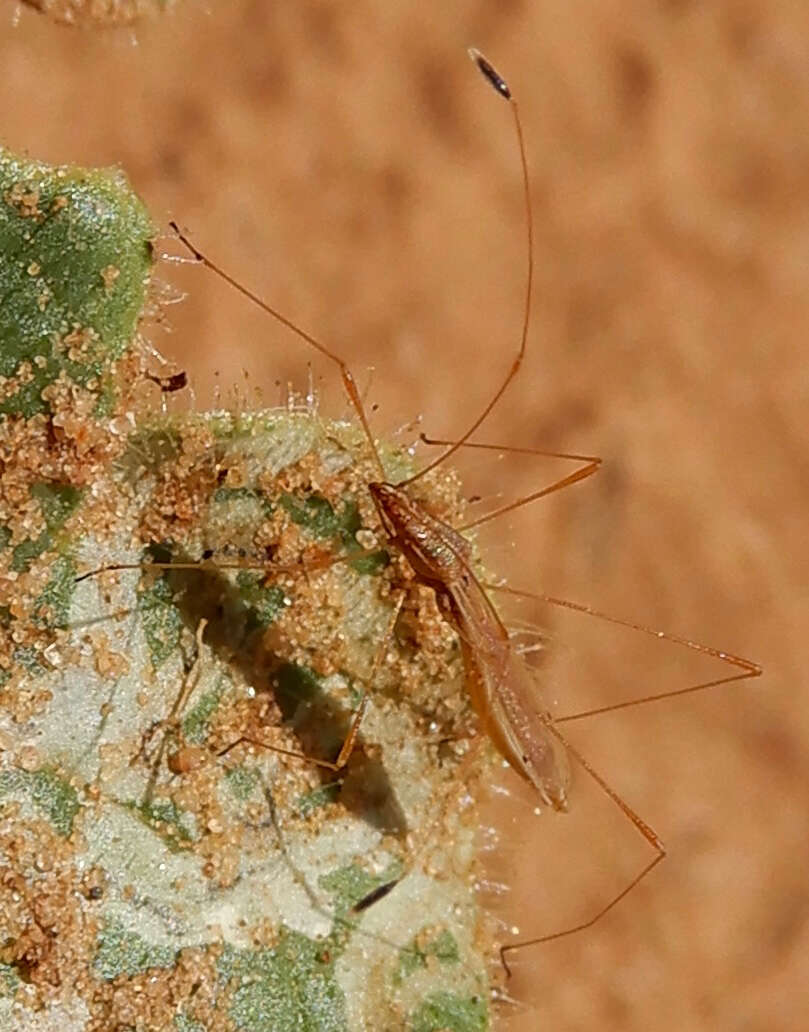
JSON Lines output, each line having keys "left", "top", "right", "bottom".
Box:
{"left": 2, "top": 2, "right": 807, "bottom": 1029}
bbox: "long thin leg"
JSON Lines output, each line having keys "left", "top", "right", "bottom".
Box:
{"left": 218, "top": 735, "right": 344, "bottom": 772}
{"left": 220, "top": 593, "right": 405, "bottom": 772}
{"left": 76, "top": 559, "right": 259, "bottom": 584}
{"left": 332, "top": 592, "right": 405, "bottom": 768}
{"left": 485, "top": 583, "right": 762, "bottom": 718}
{"left": 500, "top": 720, "right": 666, "bottom": 976}
{"left": 420, "top": 433, "right": 599, "bottom": 461}
{"left": 418, "top": 432, "right": 602, "bottom": 532}
{"left": 168, "top": 221, "right": 385, "bottom": 478}
{"left": 170, "top": 51, "right": 533, "bottom": 493}
{"left": 75, "top": 546, "right": 381, "bottom": 587}
{"left": 481, "top": 583, "right": 760, "bottom": 974}
{"left": 139, "top": 619, "right": 209, "bottom": 803}
{"left": 464, "top": 460, "right": 600, "bottom": 532}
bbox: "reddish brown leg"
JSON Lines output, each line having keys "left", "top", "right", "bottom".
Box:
{"left": 218, "top": 734, "right": 345, "bottom": 772}
{"left": 169, "top": 221, "right": 386, "bottom": 478}
{"left": 418, "top": 433, "right": 602, "bottom": 531}
{"left": 219, "top": 593, "right": 405, "bottom": 773}
{"left": 331, "top": 592, "right": 405, "bottom": 769}
{"left": 483, "top": 582, "right": 761, "bottom": 975}
{"left": 81, "top": 549, "right": 396, "bottom": 775}
{"left": 169, "top": 54, "right": 535, "bottom": 492}
{"left": 138, "top": 619, "right": 209, "bottom": 802}
{"left": 74, "top": 550, "right": 358, "bottom": 585}
{"left": 500, "top": 720, "right": 666, "bottom": 977}
{"left": 486, "top": 583, "right": 762, "bottom": 718}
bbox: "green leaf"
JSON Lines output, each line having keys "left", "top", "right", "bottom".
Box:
{"left": 410, "top": 992, "right": 488, "bottom": 1032}
{"left": 275, "top": 661, "right": 324, "bottom": 704}
{"left": 138, "top": 574, "right": 184, "bottom": 668}
{"left": 10, "top": 482, "right": 83, "bottom": 573}
{"left": 33, "top": 552, "right": 76, "bottom": 628}
{"left": 319, "top": 861, "right": 402, "bottom": 916}
{"left": 396, "top": 928, "right": 460, "bottom": 984}
{"left": 279, "top": 491, "right": 388, "bottom": 576}
{"left": 0, "top": 147, "right": 153, "bottom": 418}
{"left": 214, "top": 486, "right": 274, "bottom": 516}
{"left": 128, "top": 797, "right": 195, "bottom": 851}
{"left": 174, "top": 1016, "right": 205, "bottom": 1032}
{"left": 297, "top": 781, "right": 341, "bottom": 816}
{"left": 218, "top": 933, "right": 348, "bottom": 1032}
{"left": 181, "top": 678, "right": 225, "bottom": 744}
{"left": 279, "top": 492, "right": 343, "bottom": 540}
{"left": 349, "top": 548, "right": 390, "bottom": 575}
{"left": 0, "top": 962, "right": 20, "bottom": 996}
{"left": 234, "top": 571, "right": 286, "bottom": 630}
{"left": 93, "top": 918, "right": 177, "bottom": 981}
{"left": 0, "top": 767, "right": 79, "bottom": 837}
{"left": 31, "top": 481, "right": 83, "bottom": 529}
{"left": 224, "top": 764, "right": 259, "bottom": 801}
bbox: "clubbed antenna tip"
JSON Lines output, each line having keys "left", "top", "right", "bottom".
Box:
{"left": 468, "top": 47, "right": 512, "bottom": 100}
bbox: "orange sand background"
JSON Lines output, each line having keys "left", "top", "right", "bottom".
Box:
{"left": 2, "top": 3, "right": 806, "bottom": 1029}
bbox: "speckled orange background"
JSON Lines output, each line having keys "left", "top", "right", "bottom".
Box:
{"left": 3, "top": 2, "right": 806, "bottom": 1029}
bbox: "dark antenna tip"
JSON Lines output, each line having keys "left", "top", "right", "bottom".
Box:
{"left": 468, "top": 47, "right": 511, "bottom": 100}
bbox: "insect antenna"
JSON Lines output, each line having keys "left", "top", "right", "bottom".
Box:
{"left": 168, "top": 49, "right": 530, "bottom": 494}
{"left": 399, "top": 48, "right": 533, "bottom": 487}
{"left": 405, "top": 55, "right": 605, "bottom": 529}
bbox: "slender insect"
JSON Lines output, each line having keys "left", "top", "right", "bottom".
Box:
{"left": 131, "top": 49, "right": 761, "bottom": 972}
